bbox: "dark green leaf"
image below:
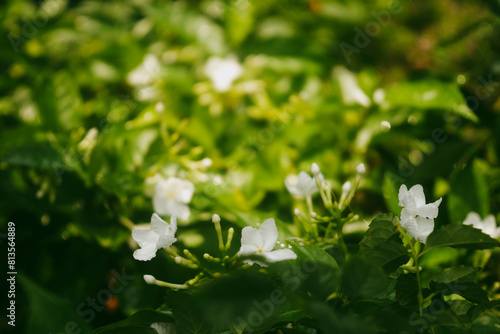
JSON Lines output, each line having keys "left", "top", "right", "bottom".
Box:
{"left": 359, "top": 215, "right": 410, "bottom": 274}
{"left": 92, "top": 310, "right": 174, "bottom": 334}
{"left": 422, "top": 224, "right": 500, "bottom": 256}
{"left": 341, "top": 256, "right": 390, "bottom": 301}
{"left": 430, "top": 266, "right": 478, "bottom": 284}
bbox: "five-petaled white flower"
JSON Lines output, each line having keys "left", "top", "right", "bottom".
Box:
{"left": 285, "top": 171, "right": 324, "bottom": 197}
{"left": 398, "top": 184, "right": 442, "bottom": 244}
{"left": 463, "top": 212, "right": 500, "bottom": 239}
{"left": 238, "top": 218, "right": 297, "bottom": 266}
{"left": 132, "top": 213, "right": 177, "bottom": 261}
{"left": 154, "top": 177, "right": 194, "bottom": 221}
{"left": 204, "top": 56, "right": 243, "bottom": 92}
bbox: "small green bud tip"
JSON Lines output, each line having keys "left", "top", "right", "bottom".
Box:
{"left": 175, "top": 256, "right": 182, "bottom": 264}
{"left": 294, "top": 208, "right": 300, "bottom": 215}
{"left": 143, "top": 274, "right": 156, "bottom": 285}
{"left": 203, "top": 253, "right": 210, "bottom": 260}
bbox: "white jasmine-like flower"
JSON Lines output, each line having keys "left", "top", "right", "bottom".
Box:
{"left": 154, "top": 177, "right": 195, "bottom": 221}
{"left": 132, "top": 214, "right": 177, "bottom": 261}
{"left": 127, "top": 54, "right": 161, "bottom": 86}
{"left": 398, "top": 184, "right": 442, "bottom": 244}
{"left": 238, "top": 218, "right": 297, "bottom": 266}
{"left": 285, "top": 171, "right": 324, "bottom": 197}
{"left": 333, "top": 66, "right": 371, "bottom": 107}
{"left": 463, "top": 212, "right": 500, "bottom": 238}
{"left": 204, "top": 56, "right": 243, "bottom": 92}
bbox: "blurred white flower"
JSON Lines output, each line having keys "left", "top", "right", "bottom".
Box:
{"left": 285, "top": 171, "right": 324, "bottom": 197}
{"left": 463, "top": 212, "right": 500, "bottom": 238}
{"left": 151, "top": 322, "right": 177, "bottom": 334}
{"left": 398, "top": 184, "right": 442, "bottom": 244}
{"left": 333, "top": 66, "right": 371, "bottom": 107}
{"left": 127, "top": 54, "right": 161, "bottom": 86}
{"left": 154, "top": 177, "right": 195, "bottom": 221}
{"left": 238, "top": 218, "right": 297, "bottom": 266}
{"left": 204, "top": 56, "right": 243, "bottom": 92}
{"left": 132, "top": 214, "right": 177, "bottom": 261}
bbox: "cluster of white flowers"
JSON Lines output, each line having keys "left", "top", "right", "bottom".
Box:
{"left": 398, "top": 184, "right": 442, "bottom": 244}
{"left": 133, "top": 176, "right": 296, "bottom": 265}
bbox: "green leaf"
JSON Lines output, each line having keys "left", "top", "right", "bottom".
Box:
{"left": 448, "top": 160, "right": 490, "bottom": 224}
{"left": 92, "top": 310, "right": 174, "bottom": 334}
{"left": 421, "top": 224, "right": 500, "bottom": 256}
{"left": 359, "top": 215, "right": 410, "bottom": 274}
{"left": 0, "top": 141, "right": 66, "bottom": 169}
{"left": 341, "top": 256, "right": 390, "bottom": 301}
{"left": 383, "top": 80, "right": 479, "bottom": 122}
{"left": 430, "top": 266, "right": 478, "bottom": 284}
{"left": 289, "top": 240, "right": 339, "bottom": 269}
{"left": 166, "top": 290, "right": 212, "bottom": 334}
{"left": 19, "top": 275, "right": 92, "bottom": 334}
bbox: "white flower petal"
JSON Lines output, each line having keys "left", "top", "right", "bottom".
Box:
{"left": 295, "top": 171, "right": 317, "bottom": 196}
{"left": 407, "top": 185, "right": 426, "bottom": 207}
{"left": 463, "top": 212, "right": 482, "bottom": 228}
{"left": 151, "top": 213, "right": 169, "bottom": 236}
{"left": 415, "top": 216, "right": 434, "bottom": 244}
{"left": 259, "top": 218, "right": 279, "bottom": 252}
{"left": 415, "top": 198, "right": 442, "bottom": 219}
{"left": 285, "top": 176, "right": 302, "bottom": 196}
{"left": 238, "top": 243, "right": 259, "bottom": 257}
{"left": 264, "top": 249, "right": 297, "bottom": 263}
{"left": 241, "top": 226, "right": 263, "bottom": 248}
{"left": 132, "top": 229, "right": 159, "bottom": 248}
{"left": 133, "top": 243, "right": 158, "bottom": 261}
{"left": 400, "top": 209, "right": 418, "bottom": 239}
{"left": 398, "top": 184, "right": 408, "bottom": 207}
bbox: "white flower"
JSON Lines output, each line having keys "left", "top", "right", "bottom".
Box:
{"left": 151, "top": 322, "right": 176, "bottom": 334}
{"left": 463, "top": 212, "right": 500, "bottom": 238}
{"left": 204, "top": 56, "right": 243, "bottom": 92}
{"left": 238, "top": 218, "right": 297, "bottom": 266}
{"left": 153, "top": 177, "right": 195, "bottom": 221}
{"left": 285, "top": 171, "right": 324, "bottom": 197}
{"left": 127, "top": 54, "right": 161, "bottom": 86}
{"left": 333, "top": 66, "right": 371, "bottom": 108}
{"left": 132, "top": 214, "right": 177, "bottom": 261}
{"left": 398, "top": 184, "right": 442, "bottom": 244}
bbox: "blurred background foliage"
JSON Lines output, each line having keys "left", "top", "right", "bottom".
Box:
{"left": 1, "top": 0, "right": 500, "bottom": 332}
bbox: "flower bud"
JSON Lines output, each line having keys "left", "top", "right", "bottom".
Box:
{"left": 356, "top": 163, "right": 366, "bottom": 175}
{"left": 311, "top": 163, "right": 321, "bottom": 176}
{"left": 143, "top": 274, "right": 156, "bottom": 285}
{"left": 342, "top": 181, "right": 352, "bottom": 193}
{"left": 212, "top": 214, "right": 221, "bottom": 224}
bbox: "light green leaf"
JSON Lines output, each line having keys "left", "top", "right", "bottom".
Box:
{"left": 384, "top": 80, "right": 478, "bottom": 122}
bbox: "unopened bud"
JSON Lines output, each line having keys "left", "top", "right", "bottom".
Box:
{"left": 356, "top": 163, "right": 366, "bottom": 175}
{"left": 143, "top": 274, "right": 156, "bottom": 285}
{"left": 342, "top": 181, "right": 352, "bottom": 193}
{"left": 311, "top": 163, "right": 320, "bottom": 176}
{"left": 212, "top": 214, "right": 221, "bottom": 224}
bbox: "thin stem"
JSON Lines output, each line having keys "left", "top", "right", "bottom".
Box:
{"left": 397, "top": 225, "right": 423, "bottom": 316}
